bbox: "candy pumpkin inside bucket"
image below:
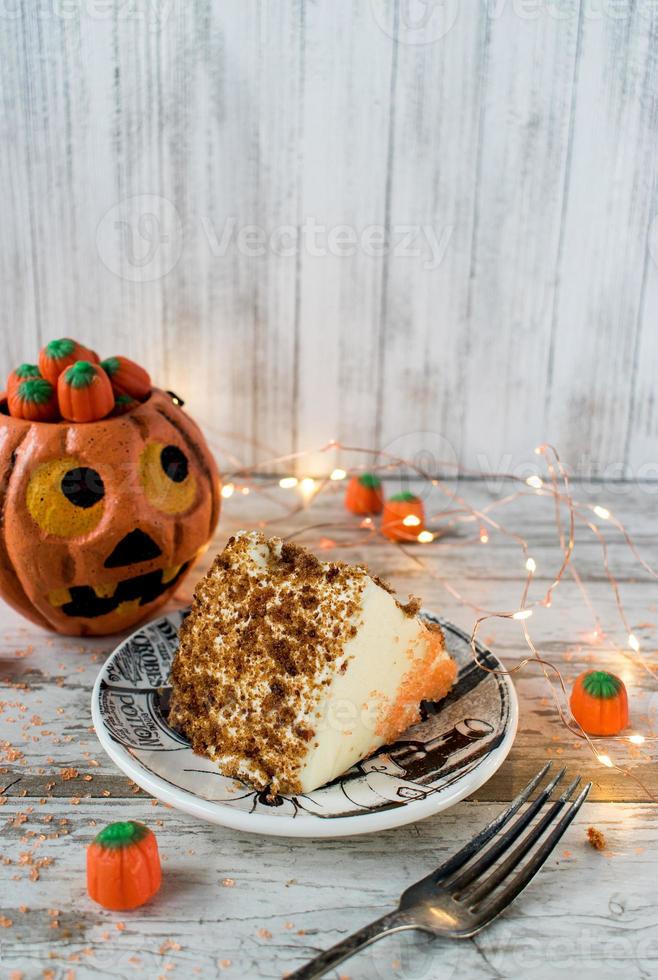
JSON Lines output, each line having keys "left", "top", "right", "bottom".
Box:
{"left": 0, "top": 388, "right": 220, "bottom": 636}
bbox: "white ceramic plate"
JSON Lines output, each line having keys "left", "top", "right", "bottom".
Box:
{"left": 92, "top": 609, "right": 518, "bottom": 838}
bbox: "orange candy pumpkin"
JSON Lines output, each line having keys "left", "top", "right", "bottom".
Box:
{"left": 87, "top": 820, "right": 161, "bottom": 911}
{"left": 570, "top": 670, "right": 629, "bottom": 736}
{"left": 345, "top": 473, "right": 384, "bottom": 515}
{"left": 101, "top": 356, "right": 151, "bottom": 401}
{"left": 8, "top": 378, "right": 60, "bottom": 422}
{"left": 381, "top": 492, "right": 426, "bottom": 542}
{"left": 57, "top": 361, "right": 115, "bottom": 422}
{"left": 7, "top": 363, "right": 41, "bottom": 397}
{"left": 39, "top": 338, "right": 99, "bottom": 385}
{"left": 0, "top": 388, "right": 220, "bottom": 635}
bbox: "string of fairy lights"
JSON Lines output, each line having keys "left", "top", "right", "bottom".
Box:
{"left": 208, "top": 435, "right": 657, "bottom": 793}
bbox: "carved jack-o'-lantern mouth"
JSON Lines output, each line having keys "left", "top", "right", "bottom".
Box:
{"left": 48, "top": 560, "right": 190, "bottom": 619}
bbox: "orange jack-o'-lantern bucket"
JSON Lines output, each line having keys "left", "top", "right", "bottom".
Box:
{"left": 0, "top": 388, "right": 220, "bottom": 636}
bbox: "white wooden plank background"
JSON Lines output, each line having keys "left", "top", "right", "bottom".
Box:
{"left": 1, "top": 0, "right": 658, "bottom": 477}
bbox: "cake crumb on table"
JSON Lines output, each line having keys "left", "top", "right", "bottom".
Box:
{"left": 587, "top": 826, "right": 606, "bottom": 850}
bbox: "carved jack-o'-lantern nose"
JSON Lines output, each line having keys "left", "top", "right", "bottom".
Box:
{"left": 104, "top": 529, "right": 162, "bottom": 568}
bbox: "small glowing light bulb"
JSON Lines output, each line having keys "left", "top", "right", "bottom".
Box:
{"left": 298, "top": 478, "right": 317, "bottom": 502}
{"left": 330, "top": 468, "right": 346, "bottom": 481}
{"left": 220, "top": 483, "right": 234, "bottom": 499}
{"left": 597, "top": 753, "right": 614, "bottom": 768}
{"left": 360, "top": 517, "right": 373, "bottom": 528}
{"left": 534, "top": 445, "right": 545, "bottom": 455}
{"left": 417, "top": 530, "right": 434, "bottom": 544}
{"left": 628, "top": 734, "right": 645, "bottom": 745}
{"left": 402, "top": 515, "right": 421, "bottom": 527}
{"left": 512, "top": 609, "right": 533, "bottom": 621}
{"left": 241, "top": 486, "right": 250, "bottom": 495}
{"left": 279, "top": 477, "right": 298, "bottom": 489}
{"left": 526, "top": 475, "right": 543, "bottom": 489}
{"left": 479, "top": 527, "right": 489, "bottom": 544}
{"left": 525, "top": 557, "right": 537, "bottom": 573}
{"left": 628, "top": 633, "right": 640, "bottom": 652}
{"left": 593, "top": 505, "right": 610, "bottom": 520}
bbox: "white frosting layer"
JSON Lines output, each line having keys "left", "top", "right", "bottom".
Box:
{"left": 296, "top": 576, "right": 434, "bottom": 792}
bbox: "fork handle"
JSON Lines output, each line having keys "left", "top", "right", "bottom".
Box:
{"left": 288, "top": 909, "right": 418, "bottom": 979}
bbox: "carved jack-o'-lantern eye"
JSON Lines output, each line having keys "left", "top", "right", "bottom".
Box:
{"left": 27, "top": 458, "right": 105, "bottom": 538}
{"left": 140, "top": 442, "right": 196, "bottom": 515}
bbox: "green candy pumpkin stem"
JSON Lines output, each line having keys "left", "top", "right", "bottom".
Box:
{"left": 45, "top": 338, "right": 75, "bottom": 360}
{"left": 63, "top": 361, "right": 97, "bottom": 389}
{"left": 18, "top": 378, "right": 54, "bottom": 404}
{"left": 389, "top": 491, "right": 418, "bottom": 503}
{"left": 582, "top": 670, "right": 622, "bottom": 699}
{"left": 15, "top": 363, "right": 40, "bottom": 380}
{"left": 95, "top": 820, "right": 148, "bottom": 849}
{"left": 100, "top": 357, "right": 120, "bottom": 377}
{"left": 358, "top": 472, "right": 381, "bottom": 489}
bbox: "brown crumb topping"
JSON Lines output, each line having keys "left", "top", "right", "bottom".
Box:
{"left": 169, "top": 531, "right": 374, "bottom": 794}
{"left": 586, "top": 826, "right": 606, "bottom": 851}
{"left": 398, "top": 596, "right": 422, "bottom": 618}
{"left": 371, "top": 574, "right": 421, "bottom": 618}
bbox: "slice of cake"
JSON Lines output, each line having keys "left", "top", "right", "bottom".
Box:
{"left": 169, "top": 531, "right": 456, "bottom": 795}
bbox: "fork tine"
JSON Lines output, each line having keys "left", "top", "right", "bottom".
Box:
{"left": 447, "top": 765, "right": 567, "bottom": 891}
{"left": 425, "top": 763, "right": 553, "bottom": 884}
{"left": 471, "top": 781, "right": 592, "bottom": 929}
{"left": 463, "top": 775, "right": 582, "bottom": 906}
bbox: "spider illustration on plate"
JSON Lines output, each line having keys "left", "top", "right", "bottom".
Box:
{"left": 180, "top": 769, "right": 316, "bottom": 817}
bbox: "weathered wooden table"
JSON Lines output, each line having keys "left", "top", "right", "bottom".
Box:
{"left": 2, "top": 481, "right": 656, "bottom": 978}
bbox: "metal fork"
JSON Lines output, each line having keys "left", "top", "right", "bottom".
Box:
{"left": 289, "top": 763, "right": 591, "bottom": 979}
